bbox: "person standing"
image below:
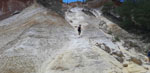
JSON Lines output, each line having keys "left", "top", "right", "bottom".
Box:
{"left": 78, "top": 25, "right": 82, "bottom": 35}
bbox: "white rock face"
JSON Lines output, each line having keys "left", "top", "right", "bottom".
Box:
{"left": 65, "top": 7, "right": 101, "bottom": 35}
{"left": 0, "top": 5, "right": 150, "bottom": 73}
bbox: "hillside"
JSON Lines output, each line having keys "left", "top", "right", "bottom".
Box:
{"left": 0, "top": 4, "right": 150, "bottom": 73}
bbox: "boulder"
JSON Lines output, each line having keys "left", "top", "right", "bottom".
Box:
{"left": 123, "top": 64, "right": 128, "bottom": 67}
{"left": 112, "top": 51, "right": 124, "bottom": 57}
{"left": 115, "top": 56, "right": 124, "bottom": 63}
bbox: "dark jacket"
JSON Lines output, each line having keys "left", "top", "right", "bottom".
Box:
{"left": 148, "top": 51, "right": 150, "bottom": 57}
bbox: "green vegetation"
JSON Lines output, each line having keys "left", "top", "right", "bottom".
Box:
{"left": 102, "top": 0, "right": 150, "bottom": 42}
{"left": 102, "top": 0, "right": 150, "bottom": 33}
{"left": 115, "top": 0, "right": 150, "bottom": 31}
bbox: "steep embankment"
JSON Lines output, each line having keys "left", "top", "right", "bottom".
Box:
{"left": 0, "top": 4, "right": 150, "bottom": 73}
{"left": 0, "top": 0, "right": 33, "bottom": 20}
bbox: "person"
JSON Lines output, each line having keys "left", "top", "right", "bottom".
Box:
{"left": 78, "top": 25, "right": 81, "bottom": 35}
{"left": 147, "top": 50, "right": 150, "bottom": 62}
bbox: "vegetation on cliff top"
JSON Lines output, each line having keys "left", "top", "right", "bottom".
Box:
{"left": 102, "top": 0, "right": 150, "bottom": 42}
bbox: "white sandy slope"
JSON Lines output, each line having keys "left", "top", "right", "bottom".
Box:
{"left": 0, "top": 5, "right": 150, "bottom": 73}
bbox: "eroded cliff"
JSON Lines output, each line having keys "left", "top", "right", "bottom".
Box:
{"left": 0, "top": 4, "right": 150, "bottom": 73}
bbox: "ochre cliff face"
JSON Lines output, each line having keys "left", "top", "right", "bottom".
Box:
{"left": 0, "top": 0, "right": 33, "bottom": 20}
{"left": 62, "top": 0, "right": 122, "bottom": 8}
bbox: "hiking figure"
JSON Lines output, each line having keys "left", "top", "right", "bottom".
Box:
{"left": 78, "top": 25, "right": 81, "bottom": 35}
{"left": 148, "top": 50, "right": 150, "bottom": 62}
